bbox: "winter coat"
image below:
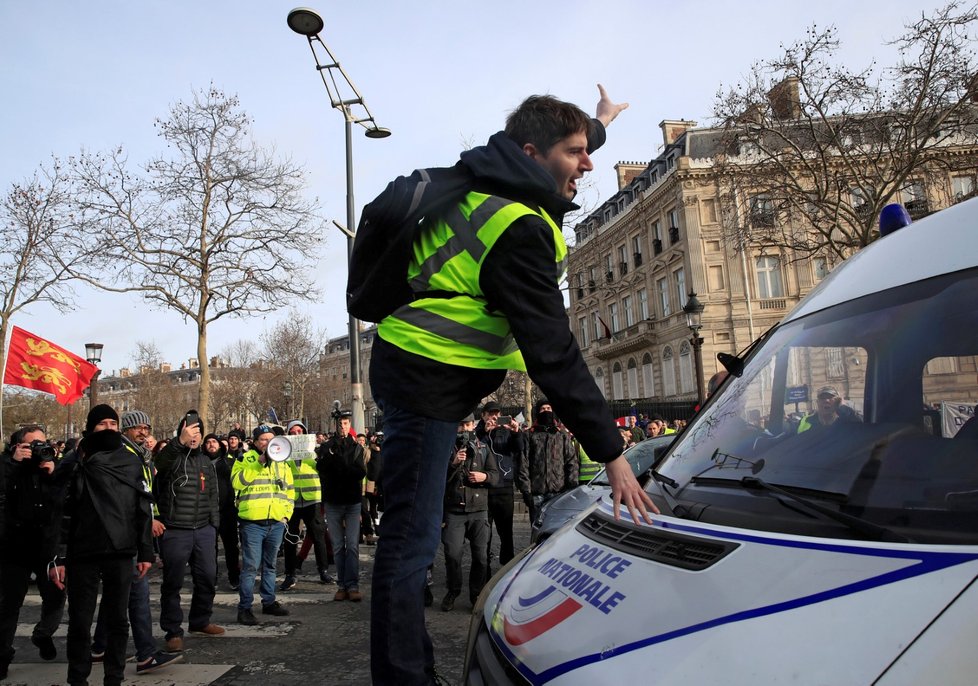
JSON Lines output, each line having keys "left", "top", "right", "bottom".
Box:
{"left": 154, "top": 438, "right": 220, "bottom": 530}
{"left": 517, "top": 425, "right": 579, "bottom": 497}
{"left": 444, "top": 433, "right": 499, "bottom": 514}
{"left": 56, "top": 431, "right": 154, "bottom": 563}
{"left": 316, "top": 435, "right": 367, "bottom": 506}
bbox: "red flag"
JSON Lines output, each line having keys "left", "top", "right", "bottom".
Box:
{"left": 3, "top": 326, "right": 99, "bottom": 406}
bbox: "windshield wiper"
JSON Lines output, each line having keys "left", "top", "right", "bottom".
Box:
{"left": 739, "top": 476, "right": 912, "bottom": 544}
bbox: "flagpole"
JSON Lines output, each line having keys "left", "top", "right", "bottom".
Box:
{"left": 0, "top": 322, "right": 11, "bottom": 443}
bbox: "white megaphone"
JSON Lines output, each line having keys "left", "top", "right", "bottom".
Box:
{"left": 267, "top": 435, "right": 293, "bottom": 462}
{"left": 266, "top": 434, "right": 318, "bottom": 462}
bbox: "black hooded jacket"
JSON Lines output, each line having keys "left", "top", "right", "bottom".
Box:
{"left": 56, "top": 430, "right": 154, "bottom": 563}
{"left": 203, "top": 433, "right": 235, "bottom": 516}
{"left": 371, "top": 126, "right": 622, "bottom": 464}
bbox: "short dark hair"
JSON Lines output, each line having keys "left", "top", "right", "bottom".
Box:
{"left": 504, "top": 95, "right": 591, "bottom": 155}
{"left": 10, "top": 425, "right": 44, "bottom": 446}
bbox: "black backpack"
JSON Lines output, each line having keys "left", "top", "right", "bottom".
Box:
{"left": 347, "top": 163, "right": 473, "bottom": 323}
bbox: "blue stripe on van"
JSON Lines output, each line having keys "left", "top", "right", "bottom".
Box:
{"left": 490, "top": 505, "right": 978, "bottom": 685}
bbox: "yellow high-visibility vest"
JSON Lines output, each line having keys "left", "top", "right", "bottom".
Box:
{"left": 232, "top": 450, "right": 294, "bottom": 522}
{"left": 378, "top": 191, "right": 566, "bottom": 371}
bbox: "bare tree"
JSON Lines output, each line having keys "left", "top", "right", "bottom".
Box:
{"left": 713, "top": 2, "right": 978, "bottom": 261}
{"left": 125, "top": 341, "right": 187, "bottom": 432}
{"left": 66, "top": 87, "right": 326, "bottom": 424}
{"left": 260, "top": 312, "right": 326, "bottom": 424}
{"left": 0, "top": 160, "right": 93, "bottom": 428}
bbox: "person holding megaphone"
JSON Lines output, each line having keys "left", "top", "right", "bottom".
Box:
{"left": 231, "top": 426, "right": 294, "bottom": 625}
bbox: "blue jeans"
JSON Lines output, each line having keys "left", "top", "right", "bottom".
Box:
{"left": 238, "top": 520, "right": 285, "bottom": 611}
{"left": 93, "top": 561, "right": 155, "bottom": 662}
{"left": 370, "top": 398, "right": 457, "bottom": 686}
{"left": 323, "top": 502, "right": 361, "bottom": 591}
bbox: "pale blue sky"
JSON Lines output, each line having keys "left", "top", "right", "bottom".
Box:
{"left": 1, "top": 0, "right": 940, "bottom": 375}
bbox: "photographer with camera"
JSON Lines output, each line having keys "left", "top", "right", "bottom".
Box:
{"left": 0, "top": 425, "right": 64, "bottom": 679}
{"left": 440, "top": 413, "right": 498, "bottom": 612}
{"left": 476, "top": 401, "right": 523, "bottom": 574}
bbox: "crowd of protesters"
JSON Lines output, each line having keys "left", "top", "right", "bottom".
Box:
{"left": 0, "top": 401, "right": 682, "bottom": 683}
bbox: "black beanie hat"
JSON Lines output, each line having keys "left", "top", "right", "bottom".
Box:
{"left": 86, "top": 404, "right": 120, "bottom": 434}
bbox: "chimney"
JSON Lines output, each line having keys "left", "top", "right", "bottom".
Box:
{"left": 659, "top": 119, "right": 697, "bottom": 146}
{"left": 614, "top": 162, "right": 646, "bottom": 191}
{"left": 767, "top": 77, "right": 801, "bottom": 119}
{"left": 160, "top": 362, "right": 171, "bottom": 373}
{"left": 119, "top": 367, "right": 130, "bottom": 378}
{"left": 189, "top": 358, "right": 199, "bottom": 369}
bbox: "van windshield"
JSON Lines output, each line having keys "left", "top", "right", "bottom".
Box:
{"left": 658, "top": 267, "right": 978, "bottom": 544}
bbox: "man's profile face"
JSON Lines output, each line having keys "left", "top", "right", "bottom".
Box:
{"left": 525, "top": 131, "right": 593, "bottom": 200}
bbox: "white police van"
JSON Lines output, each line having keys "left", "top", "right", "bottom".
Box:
{"left": 464, "top": 198, "right": 978, "bottom": 685}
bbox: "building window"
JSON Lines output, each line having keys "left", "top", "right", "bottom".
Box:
{"left": 675, "top": 267, "right": 687, "bottom": 310}
{"left": 750, "top": 194, "right": 775, "bottom": 227}
{"left": 813, "top": 257, "right": 829, "bottom": 281}
{"left": 605, "top": 254, "right": 614, "bottom": 282}
{"left": 609, "top": 302, "right": 620, "bottom": 332}
{"left": 622, "top": 295, "right": 634, "bottom": 328}
{"left": 588, "top": 265, "right": 597, "bottom": 292}
{"left": 632, "top": 235, "right": 643, "bottom": 266}
{"left": 618, "top": 245, "right": 628, "bottom": 276}
{"left": 641, "top": 352, "right": 655, "bottom": 397}
{"left": 612, "top": 362, "right": 624, "bottom": 400}
{"left": 652, "top": 220, "right": 663, "bottom": 255}
{"left": 638, "top": 288, "right": 650, "bottom": 320}
{"left": 679, "top": 341, "right": 693, "bottom": 393}
{"left": 594, "top": 367, "right": 607, "bottom": 399}
{"left": 952, "top": 175, "right": 976, "bottom": 201}
{"left": 755, "top": 256, "right": 785, "bottom": 299}
{"left": 903, "top": 181, "right": 928, "bottom": 217}
{"left": 627, "top": 358, "right": 639, "bottom": 398}
{"left": 668, "top": 209, "right": 681, "bottom": 244}
{"left": 708, "top": 264, "right": 725, "bottom": 291}
{"left": 658, "top": 277, "right": 671, "bottom": 317}
{"left": 826, "top": 348, "right": 845, "bottom": 378}
{"left": 592, "top": 312, "right": 602, "bottom": 341}
{"left": 578, "top": 316, "right": 589, "bottom": 348}
{"left": 662, "top": 346, "right": 677, "bottom": 396}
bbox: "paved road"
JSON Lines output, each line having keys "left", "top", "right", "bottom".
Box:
{"left": 2, "top": 514, "right": 532, "bottom": 686}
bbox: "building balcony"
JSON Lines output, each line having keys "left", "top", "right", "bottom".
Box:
{"left": 592, "top": 320, "right": 657, "bottom": 359}
{"left": 758, "top": 298, "right": 787, "bottom": 310}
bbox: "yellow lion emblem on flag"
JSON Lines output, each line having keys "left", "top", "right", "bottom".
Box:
{"left": 25, "top": 337, "right": 82, "bottom": 373}
{"left": 18, "top": 362, "right": 72, "bottom": 395}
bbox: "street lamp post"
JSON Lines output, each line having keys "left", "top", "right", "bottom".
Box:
{"left": 84, "top": 342, "right": 104, "bottom": 411}
{"left": 288, "top": 7, "right": 391, "bottom": 434}
{"left": 682, "top": 292, "right": 706, "bottom": 405}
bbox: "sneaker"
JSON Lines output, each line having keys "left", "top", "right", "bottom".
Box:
{"left": 262, "top": 601, "right": 289, "bottom": 616}
{"left": 164, "top": 635, "right": 183, "bottom": 653}
{"left": 348, "top": 589, "right": 363, "bottom": 602}
{"left": 279, "top": 575, "right": 296, "bottom": 592}
{"left": 333, "top": 589, "right": 349, "bottom": 601}
{"left": 136, "top": 652, "right": 184, "bottom": 674}
{"left": 32, "top": 635, "right": 57, "bottom": 660}
{"left": 440, "top": 592, "right": 458, "bottom": 612}
{"left": 91, "top": 650, "right": 105, "bottom": 664}
{"left": 237, "top": 609, "right": 258, "bottom": 626}
{"left": 319, "top": 570, "right": 336, "bottom": 585}
{"left": 189, "top": 623, "right": 225, "bottom": 636}
{"left": 364, "top": 534, "right": 379, "bottom": 545}
{"left": 423, "top": 585, "right": 434, "bottom": 607}
{"left": 229, "top": 578, "right": 240, "bottom": 591}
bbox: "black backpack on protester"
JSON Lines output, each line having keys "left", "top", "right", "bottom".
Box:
{"left": 346, "top": 163, "right": 473, "bottom": 323}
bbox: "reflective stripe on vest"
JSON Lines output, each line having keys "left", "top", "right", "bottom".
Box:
{"left": 378, "top": 191, "right": 567, "bottom": 371}
{"left": 289, "top": 459, "right": 322, "bottom": 505}
{"left": 578, "top": 447, "right": 602, "bottom": 483}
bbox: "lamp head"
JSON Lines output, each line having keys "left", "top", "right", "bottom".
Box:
{"left": 287, "top": 8, "right": 324, "bottom": 36}
{"left": 365, "top": 126, "right": 392, "bottom": 139}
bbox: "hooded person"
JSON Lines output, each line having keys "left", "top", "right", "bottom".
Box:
{"left": 49, "top": 404, "right": 155, "bottom": 686}
{"left": 517, "top": 398, "right": 579, "bottom": 524}
{"left": 203, "top": 433, "right": 240, "bottom": 590}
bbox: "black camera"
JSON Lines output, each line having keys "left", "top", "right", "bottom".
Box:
{"left": 30, "top": 440, "right": 55, "bottom": 463}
